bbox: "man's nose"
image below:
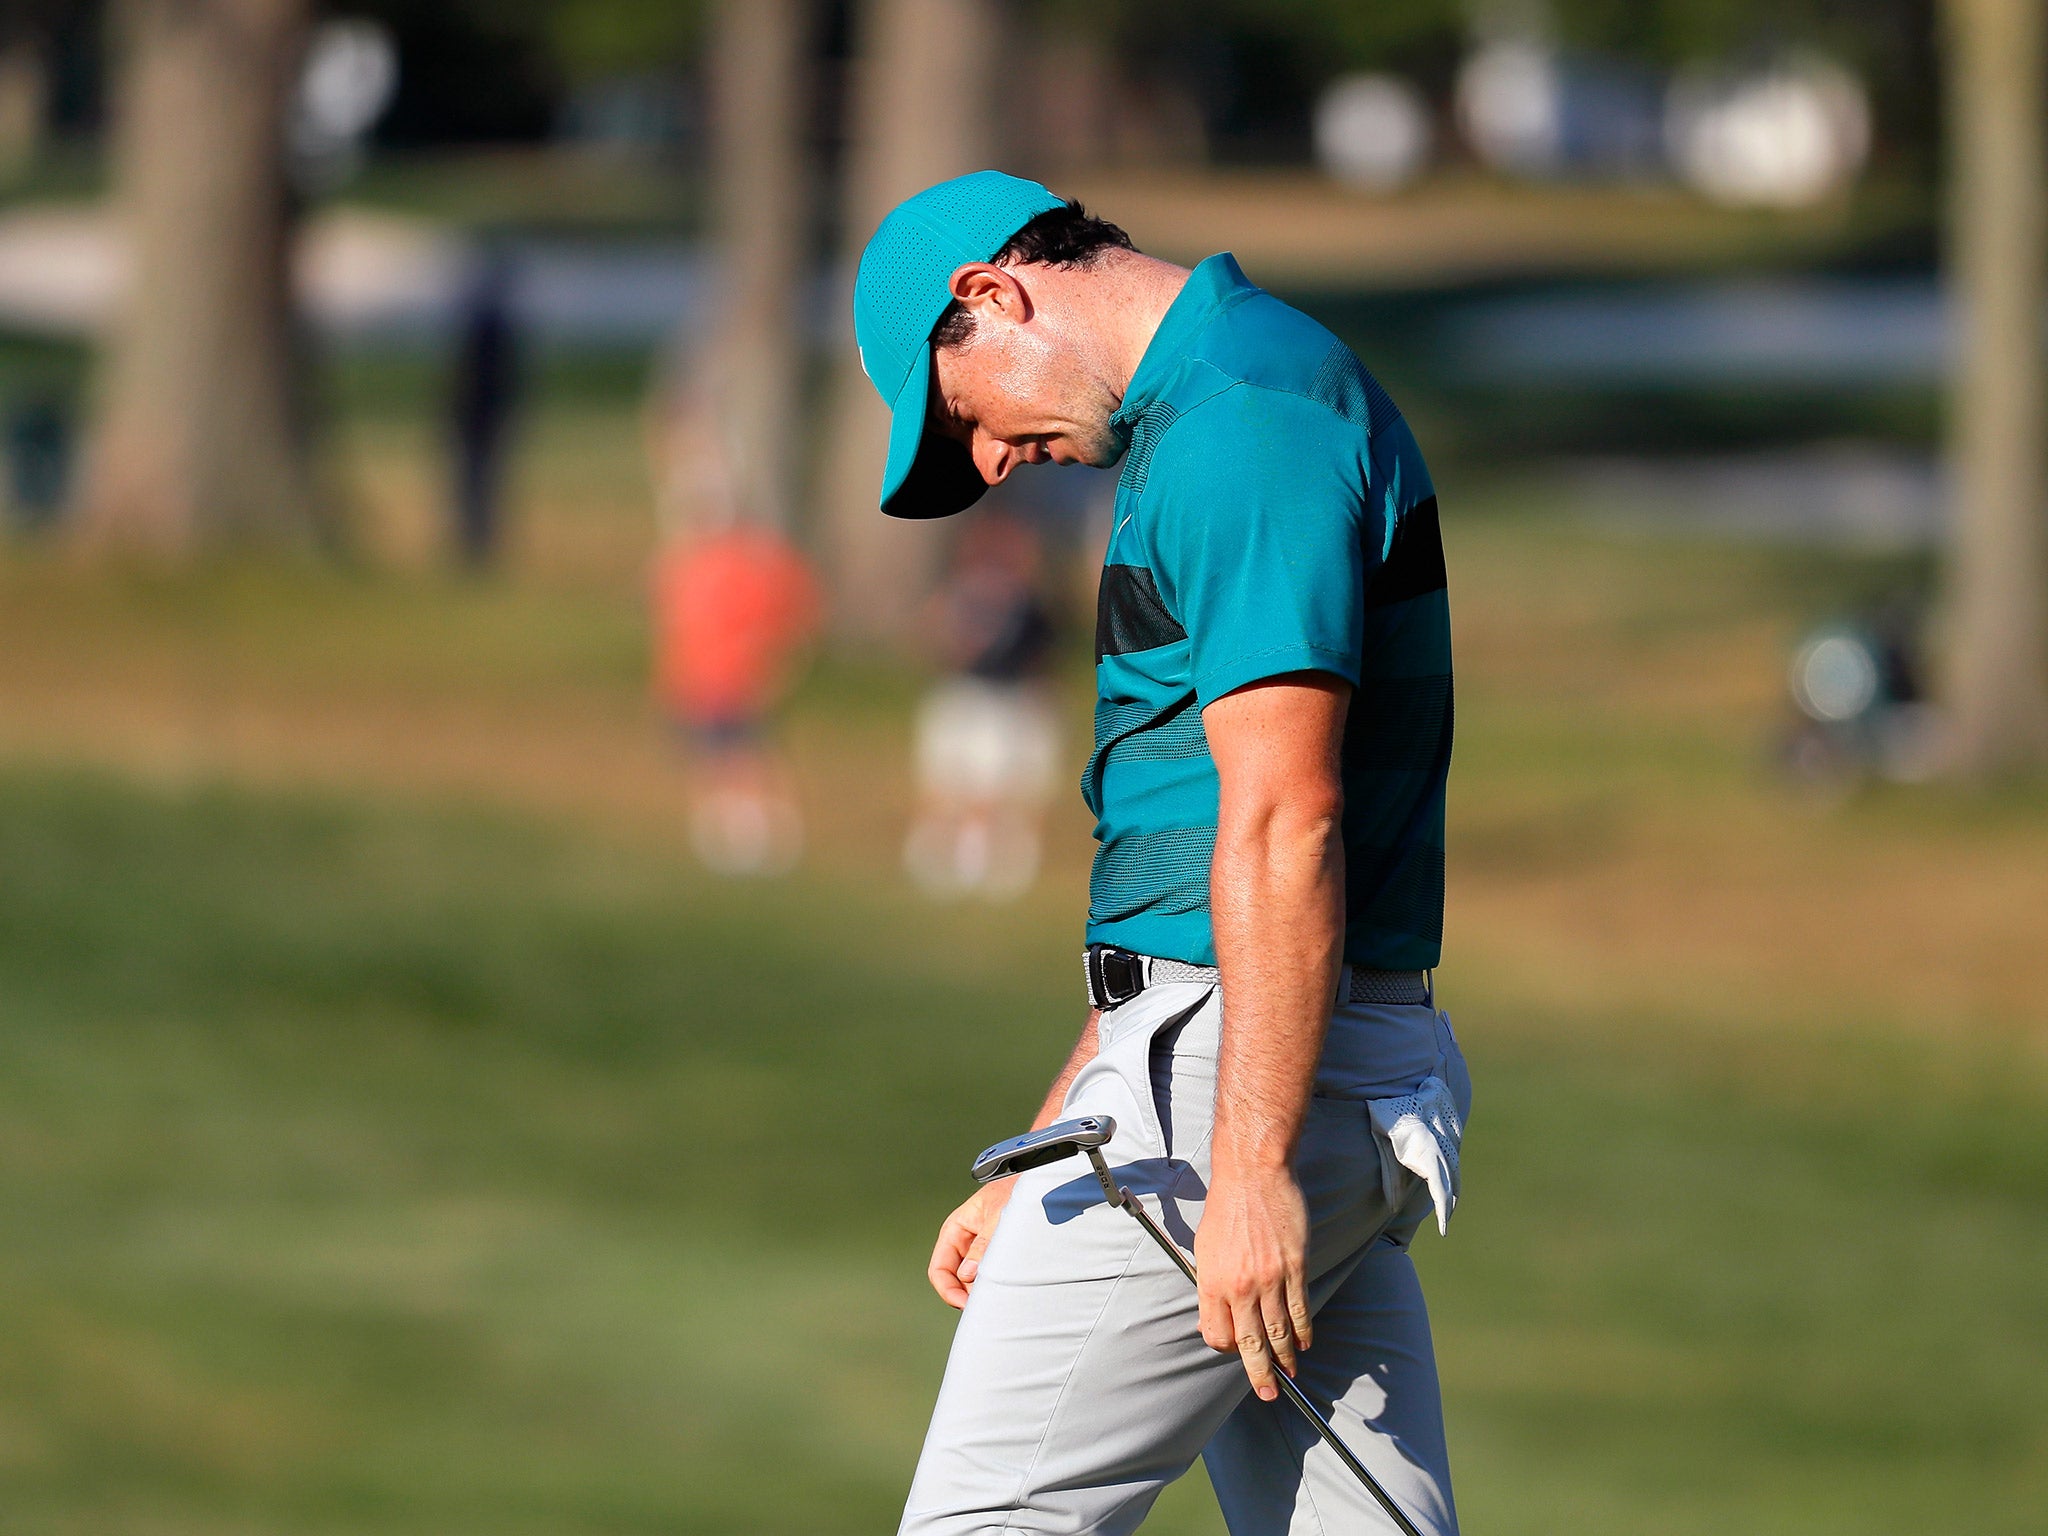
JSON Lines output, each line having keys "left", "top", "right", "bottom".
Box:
{"left": 975, "top": 432, "right": 1026, "bottom": 487}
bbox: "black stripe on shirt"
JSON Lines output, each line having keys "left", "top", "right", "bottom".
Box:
{"left": 1096, "top": 563, "right": 1188, "bottom": 661}
{"left": 1365, "top": 496, "right": 1446, "bottom": 609}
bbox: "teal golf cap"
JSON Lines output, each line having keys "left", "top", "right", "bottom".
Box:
{"left": 853, "top": 170, "right": 1067, "bottom": 519}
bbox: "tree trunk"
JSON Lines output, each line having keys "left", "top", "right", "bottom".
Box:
{"left": 649, "top": 0, "right": 811, "bottom": 536}
{"left": 1940, "top": 0, "right": 2048, "bottom": 772}
{"left": 819, "top": 0, "right": 999, "bottom": 643}
{"left": 0, "top": 34, "right": 48, "bottom": 180}
{"left": 77, "top": 0, "right": 314, "bottom": 558}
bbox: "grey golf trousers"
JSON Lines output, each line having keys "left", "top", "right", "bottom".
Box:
{"left": 899, "top": 980, "right": 1472, "bottom": 1536}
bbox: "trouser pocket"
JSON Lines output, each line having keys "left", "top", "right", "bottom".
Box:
{"left": 1146, "top": 995, "right": 1215, "bottom": 1159}
{"left": 1069, "top": 986, "right": 1217, "bottom": 1172}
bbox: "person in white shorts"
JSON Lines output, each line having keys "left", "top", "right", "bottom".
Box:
{"left": 852, "top": 171, "right": 1467, "bottom": 1534}
{"left": 906, "top": 509, "right": 1062, "bottom": 899}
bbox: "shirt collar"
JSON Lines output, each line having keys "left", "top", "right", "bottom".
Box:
{"left": 1111, "top": 252, "right": 1254, "bottom": 435}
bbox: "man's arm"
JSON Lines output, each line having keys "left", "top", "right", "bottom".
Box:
{"left": 1197, "top": 673, "right": 1350, "bottom": 1400}
{"left": 927, "top": 1012, "right": 1100, "bottom": 1307}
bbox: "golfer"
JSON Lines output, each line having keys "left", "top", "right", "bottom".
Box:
{"left": 855, "top": 172, "right": 1469, "bottom": 1535}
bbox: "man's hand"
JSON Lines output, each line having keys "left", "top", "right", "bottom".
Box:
{"left": 1195, "top": 1160, "right": 1312, "bottom": 1400}
{"left": 928, "top": 1176, "right": 1016, "bottom": 1308}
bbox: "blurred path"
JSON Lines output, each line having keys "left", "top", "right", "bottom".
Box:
{"left": 1564, "top": 446, "right": 1944, "bottom": 548}
{"left": 0, "top": 202, "right": 717, "bottom": 344}
{"left": 0, "top": 176, "right": 1880, "bottom": 348}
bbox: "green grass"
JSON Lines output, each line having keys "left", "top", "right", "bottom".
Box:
{"left": 0, "top": 766, "right": 2043, "bottom": 1534}
{"left": 0, "top": 770, "right": 1062, "bottom": 1534}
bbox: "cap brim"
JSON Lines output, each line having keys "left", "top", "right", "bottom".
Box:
{"left": 878, "top": 345, "right": 989, "bottom": 520}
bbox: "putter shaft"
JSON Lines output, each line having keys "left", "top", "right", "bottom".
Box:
{"left": 1083, "top": 1149, "right": 1427, "bottom": 1536}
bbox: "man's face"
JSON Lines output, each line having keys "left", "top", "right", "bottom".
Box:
{"left": 928, "top": 273, "right": 1125, "bottom": 487}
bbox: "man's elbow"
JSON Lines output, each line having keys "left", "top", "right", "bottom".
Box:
{"left": 1219, "top": 793, "right": 1345, "bottom": 862}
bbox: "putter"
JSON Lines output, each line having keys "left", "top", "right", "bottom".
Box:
{"left": 972, "top": 1115, "right": 1426, "bottom": 1536}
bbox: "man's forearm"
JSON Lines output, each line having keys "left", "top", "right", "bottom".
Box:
{"left": 1209, "top": 807, "right": 1345, "bottom": 1175}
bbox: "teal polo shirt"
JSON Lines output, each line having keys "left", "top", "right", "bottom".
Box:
{"left": 1085, "top": 253, "right": 1452, "bottom": 971}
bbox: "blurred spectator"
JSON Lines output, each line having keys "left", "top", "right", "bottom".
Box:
{"left": 1457, "top": 38, "right": 1560, "bottom": 174}
{"left": 448, "top": 244, "right": 521, "bottom": 569}
{"left": 1666, "top": 56, "right": 1870, "bottom": 208}
{"left": 1456, "top": 39, "right": 1661, "bottom": 179}
{"left": 6, "top": 394, "right": 69, "bottom": 532}
{"left": 652, "top": 516, "right": 821, "bottom": 876}
{"left": 904, "top": 510, "right": 1062, "bottom": 902}
{"left": 1314, "top": 74, "right": 1433, "bottom": 193}
{"left": 290, "top": 18, "right": 398, "bottom": 192}
{"left": 1782, "top": 601, "right": 1947, "bottom": 788}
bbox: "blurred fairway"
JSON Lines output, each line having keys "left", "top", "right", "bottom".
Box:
{"left": 4, "top": 769, "right": 2045, "bottom": 1536}
{"left": 1, "top": 365, "right": 2045, "bottom": 1534}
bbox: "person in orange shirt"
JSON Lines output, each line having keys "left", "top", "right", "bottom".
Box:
{"left": 651, "top": 518, "right": 821, "bottom": 874}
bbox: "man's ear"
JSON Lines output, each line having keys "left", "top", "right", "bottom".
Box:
{"left": 948, "top": 263, "right": 1031, "bottom": 324}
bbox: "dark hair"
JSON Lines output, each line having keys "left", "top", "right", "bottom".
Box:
{"left": 929, "top": 199, "right": 1137, "bottom": 350}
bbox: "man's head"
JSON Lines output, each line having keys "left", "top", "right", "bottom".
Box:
{"left": 852, "top": 171, "right": 1141, "bottom": 519}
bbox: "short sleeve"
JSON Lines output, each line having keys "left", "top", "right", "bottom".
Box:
{"left": 1147, "top": 387, "right": 1375, "bottom": 706}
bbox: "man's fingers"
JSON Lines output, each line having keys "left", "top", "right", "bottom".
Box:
{"left": 958, "top": 1226, "right": 993, "bottom": 1286}
{"left": 1233, "top": 1300, "right": 1279, "bottom": 1401}
{"left": 1259, "top": 1288, "right": 1298, "bottom": 1378}
{"left": 928, "top": 1184, "right": 1014, "bottom": 1308}
{"left": 1285, "top": 1267, "right": 1313, "bottom": 1355}
{"left": 1200, "top": 1277, "right": 1302, "bottom": 1399}
{"left": 1199, "top": 1284, "right": 1234, "bottom": 1353}
{"left": 927, "top": 1214, "right": 975, "bottom": 1309}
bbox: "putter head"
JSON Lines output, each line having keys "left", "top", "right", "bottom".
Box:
{"left": 972, "top": 1115, "right": 1117, "bottom": 1184}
